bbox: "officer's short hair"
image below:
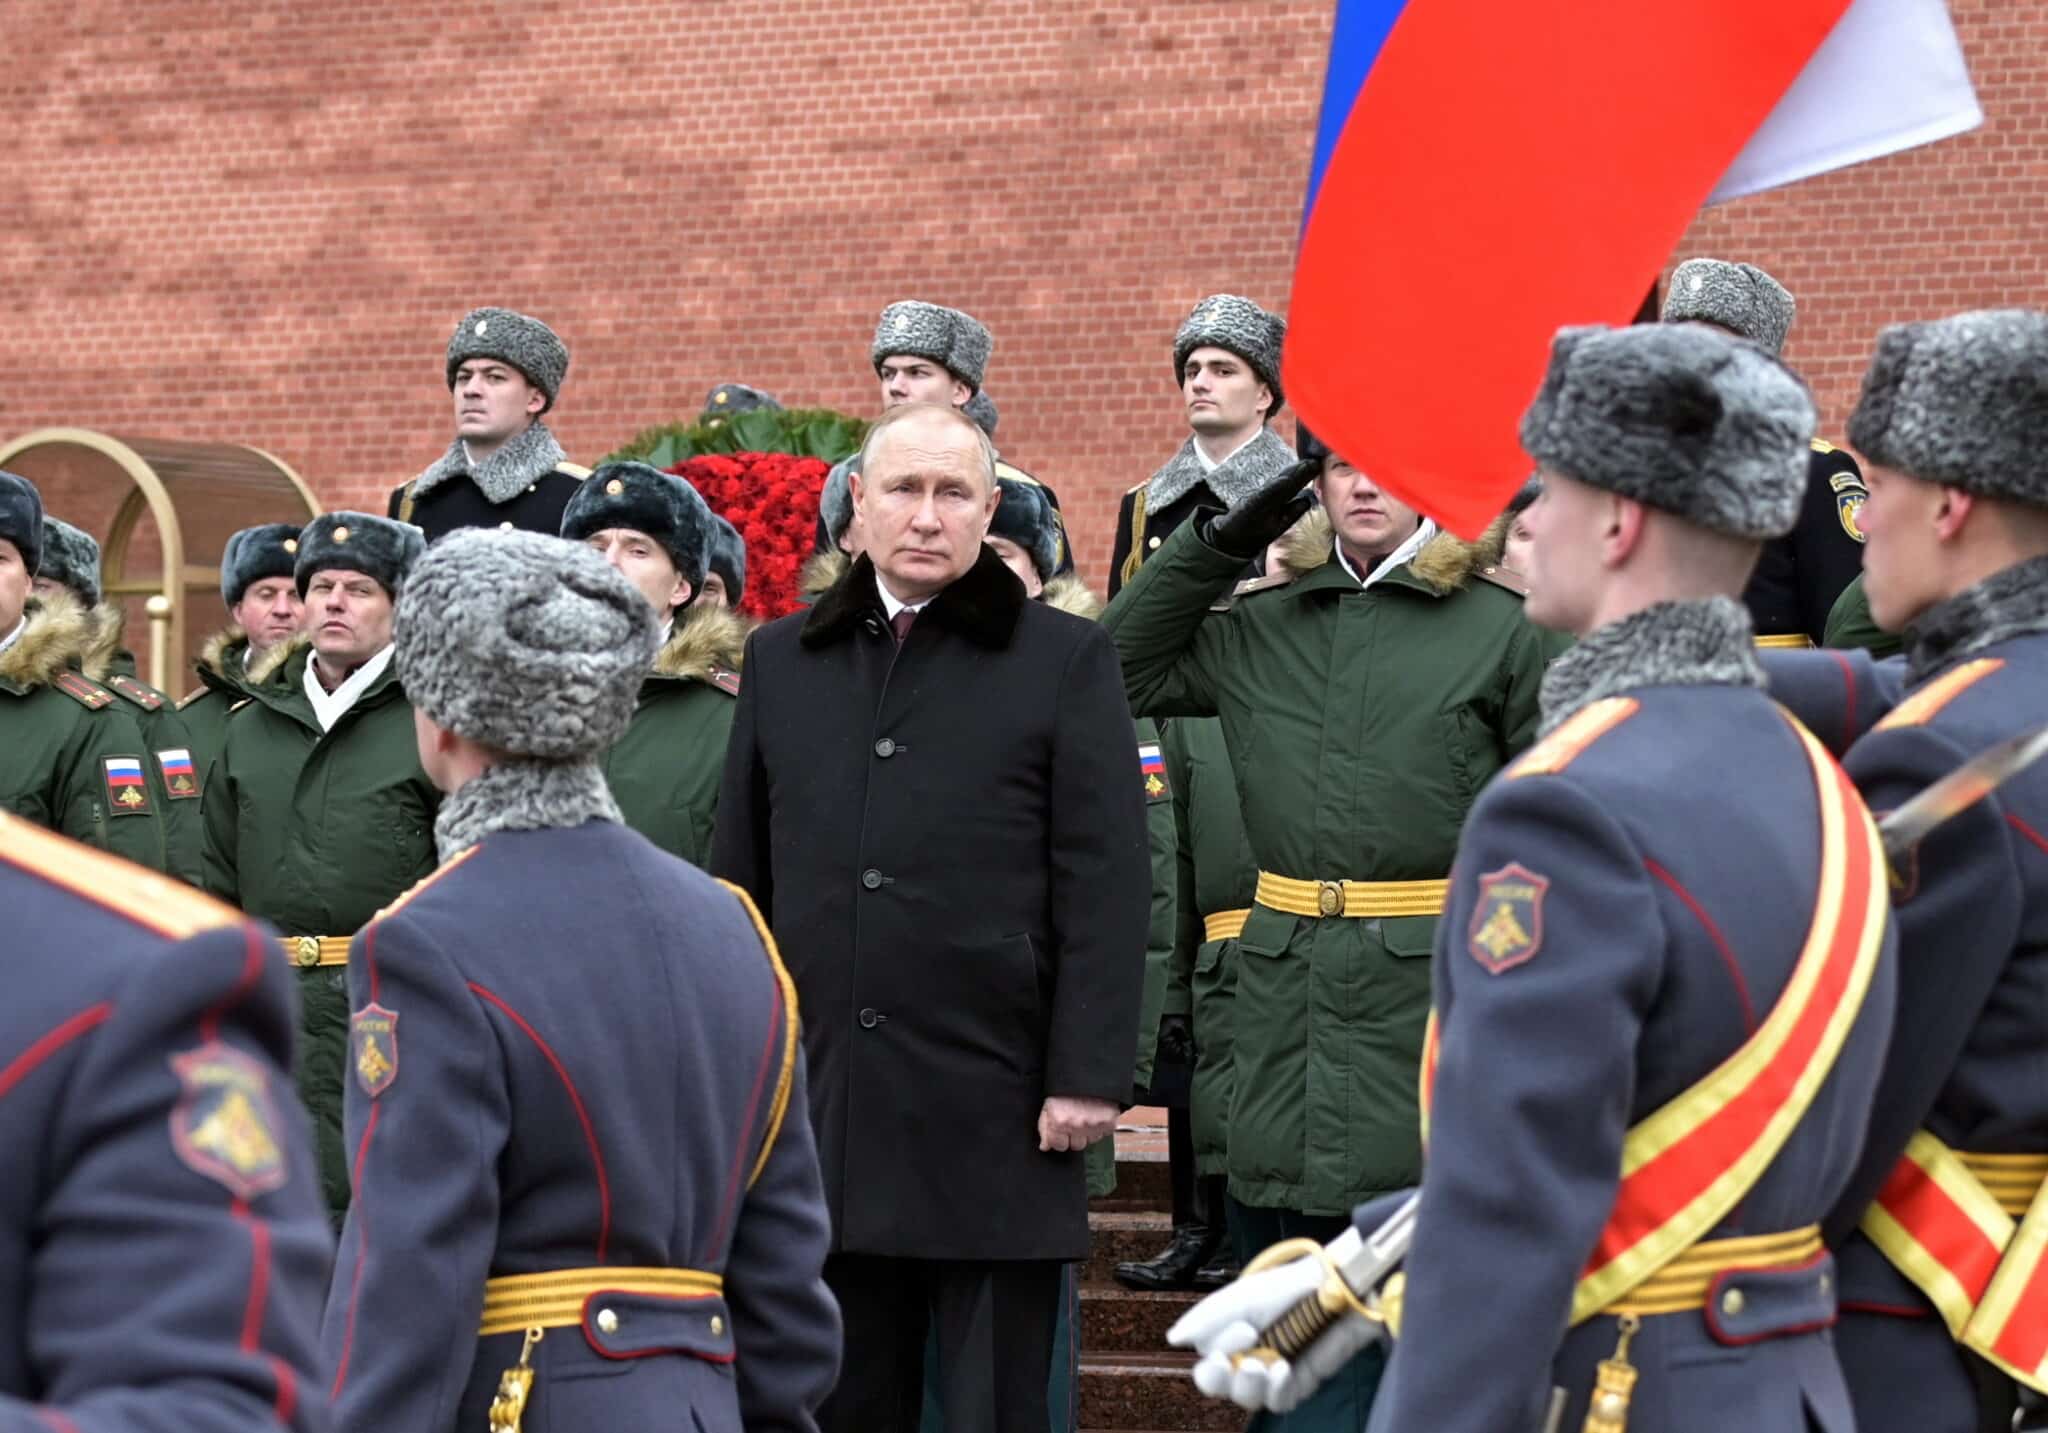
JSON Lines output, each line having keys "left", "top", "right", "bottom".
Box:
{"left": 856, "top": 403, "right": 998, "bottom": 495}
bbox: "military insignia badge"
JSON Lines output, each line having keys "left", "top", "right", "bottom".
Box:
{"left": 168, "top": 1042, "right": 289, "bottom": 1200}
{"left": 102, "top": 755, "right": 152, "bottom": 815}
{"left": 1467, "top": 863, "right": 1549, "bottom": 973}
{"left": 157, "top": 748, "right": 200, "bottom": 799}
{"left": 351, "top": 1002, "right": 399, "bottom": 1097}
{"left": 1138, "top": 742, "right": 1170, "bottom": 804}
{"left": 1830, "top": 471, "right": 1869, "bottom": 543}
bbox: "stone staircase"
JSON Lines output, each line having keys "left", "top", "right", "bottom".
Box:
{"left": 1078, "top": 1122, "right": 1242, "bottom": 1432}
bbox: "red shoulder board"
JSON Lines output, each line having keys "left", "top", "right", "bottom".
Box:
{"left": 108, "top": 675, "right": 165, "bottom": 711}
{"left": 707, "top": 667, "right": 741, "bottom": 697}
{"left": 1472, "top": 564, "right": 1530, "bottom": 597}
{"left": 53, "top": 672, "right": 113, "bottom": 709}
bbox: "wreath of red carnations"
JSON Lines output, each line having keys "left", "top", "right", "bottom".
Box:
{"left": 666, "top": 452, "right": 827, "bottom": 622}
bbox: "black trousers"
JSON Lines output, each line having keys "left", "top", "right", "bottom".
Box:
{"left": 821, "top": 1253, "right": 1064, "bottom": 1433}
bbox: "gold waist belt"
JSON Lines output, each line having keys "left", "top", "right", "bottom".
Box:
{"left": 1958, "top": 1150, "right": 2048, "bottom": 1218}
{"left": 1254, "top": 872, "right": 1448, "bottom": 919}
{"left": 1607, "top": 1226, "right": 1824, "bottom": 1317}
{"left": 478, "top": 1266, "right": 725, "bottom": 1337}
{"left": 280, "top": 935, "right": 351, "bottom": 968}
{"left": 1203, "top": 908, "right": 1252, "bottom": 943}
{"left": 1754, "top": 634, "right": 1817, "bottom": 650}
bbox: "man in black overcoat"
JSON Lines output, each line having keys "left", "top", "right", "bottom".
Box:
{"left": 712, "top": 402, "right": 1149, "bottom": 1433}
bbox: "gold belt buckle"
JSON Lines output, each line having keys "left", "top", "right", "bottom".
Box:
{"left": 294, "top": 936, "right": 321, "bottom": 968}
{"left": 1317, "top": 881, "right": 1345, "bottom": 917}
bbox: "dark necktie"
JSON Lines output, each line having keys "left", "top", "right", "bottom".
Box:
{"left": 890, "top": 607, "right": 918, "bottom": 644}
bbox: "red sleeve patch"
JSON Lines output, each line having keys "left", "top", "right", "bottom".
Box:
{"left": 1468, "top": 863, "right": 1549, "bottom": 973}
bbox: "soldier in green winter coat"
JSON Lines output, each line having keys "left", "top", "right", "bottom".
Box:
{"left": 179, "top": 523, "right": 307, "bottom": 773}
{"left": 36, "top": 517, "right": 204, "bottom": 884}
{"left": 562, "top": 461, "right": 740, "bottom": 868}
{"left": 1102, "top": 433, "right": 1560, "bottom": 1430}
{"left": 0, "top": 474, "right": 169, "bottom": 871}
{"left": 202, "top": 512, "right": 436, "bottom": 1219}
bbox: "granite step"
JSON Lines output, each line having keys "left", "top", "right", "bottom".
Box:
{"left": 1081, "top": 1209, "right": 1174, "bottom": 1284}
{"left": 1077, "top": 1351, "right": 1242, "bottom": 1431}
{"left": 1094, "top": 1147, "right": 1171, "bottom": 1208}
{"left": 1079, "top": 1281, "right": 1199, "bottom": 1353}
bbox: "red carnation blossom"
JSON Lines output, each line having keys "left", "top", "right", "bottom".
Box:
{"left": 668, "top": 452, "right": 828, "bottom": 621}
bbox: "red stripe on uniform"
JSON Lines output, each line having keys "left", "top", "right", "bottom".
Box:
{"left": 2010, "top": 814, "right": 2048, "bottom": 860}
{"left": 1587, "top": 757, "right": 1877, "bottom": 1270}
{"left": 199, "top": 924, "right": 269, "bottom": 1043}
{"left": 329, "top": 1100, "right": 382, "bottom": 1399}
{"left": 0, "top": 1005, "right": 113, "bottom": 1102}
{"left": 703, "top": 978, "right": 785, "bottom": 1264}
{"left": 1645, "top": 858, "right": 1756, "bottom": 1033}
{"left": 1874, "top": 1156, "right": 2003, "bottom": 1303}
{"left": 468, "top": 982, "right": 613, "bottom": 1262}
{"left": 1825, "top": 651, "right": 1858, "bottom": 751}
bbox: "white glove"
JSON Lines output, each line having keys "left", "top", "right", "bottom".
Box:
{"left": 1165, "top": 1232, "right": 1383, "bottom": 1413}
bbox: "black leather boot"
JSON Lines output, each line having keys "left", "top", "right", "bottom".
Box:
{"left": 1113, "top": 1223, "right": 1222, "bottom": 1291}
{"left": 1190, "top": 1250, "right": 1240, "bottom": 1290}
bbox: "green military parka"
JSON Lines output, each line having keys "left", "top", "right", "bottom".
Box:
{"left": 1104, "top": 510, "right": 1559, "bottom": 1214}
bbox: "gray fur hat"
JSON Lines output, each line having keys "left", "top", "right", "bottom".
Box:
{"left": 38, "top": 517, "right": 102, "bottom": 606}
{"left": 560, "top": 462, "right": 714, "bottom": 591}
{"left": 707, "top": 513, "right": 746, "bottom": 605}
{"left": 701, "top": 383, "right": 782, "bottom": 421}
{"left": 446, "top": 307, "right": 570, "bottom": 412}
{"left": 1174, "top": 294, "right": 1287, "bottom": 415}
{"left": 0, "top": 471, "right": 42, "bottom": 576}
{"left": 294, "top": 512, "right": 426, "bottom": 599}
{"left": 1662, "top": 259, "right": 1797, "bottom": 356}
{"left": 395, "top": 529, "right": 657, "bottom": 760}
{"left": 816, "top": 456, "right": 856, "bottom": 552}
{"left": 964, "top": 389, "right": 999, "bottom": 438}
{"left": 221, "top": 522, "right": 304, "bottom": 606}
{"left": 990, "top": 476, "right": 1062, "bottom": 582}
{"left": 871, "top": 302, "right": 992, "bottom": 393}
{"left": 1848, "top": 309, "right": 2048, "bottom": 506}
{"left": 1520, "top": 324, "right": 1815, "bottom": 540}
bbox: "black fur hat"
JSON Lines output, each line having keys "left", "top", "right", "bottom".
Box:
{"left": 706, "top": 513, "right": 746, "bottom": 605}
{"left": 701, "top": 383, "right": 782, "bottom": 422}
{"left": 560, "top": 462, "right": 714, "bottom": 591}
{"left": 990, "top": 475, "right": 1063, "bottom": 582}
{"left": 294, "top": 512, "right": 426, "bottom": 599}
{"left": 221, "top": 522, "right": 304, "bottom": 606}
{"left": 0, "top": 471, "right": 44, "bottom": 576}
{"left": 39, "top": 517, "right": 102, "bottom": 606}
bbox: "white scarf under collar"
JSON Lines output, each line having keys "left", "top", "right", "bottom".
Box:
{"left": 1334, "top": 519, "right": 1437, "bottom": 593}
{"left": 303, "top": 645, "right": 394, "bottom": 732}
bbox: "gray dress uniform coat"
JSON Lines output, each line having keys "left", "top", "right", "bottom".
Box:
{"left": 711, "top": 546, "right": 1150, "bottom": 1262}
{"left": 322, "top": 819, "right": 840, "bottom": 1433}
{"left": 0, "top": 811, "right": 333, "bottom": 1433}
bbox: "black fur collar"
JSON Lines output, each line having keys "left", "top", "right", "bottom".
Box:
{"left": 801, "top": 545, "right": 1025, "bottom": 651}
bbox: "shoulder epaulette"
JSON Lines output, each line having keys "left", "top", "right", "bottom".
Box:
{"left": 227, "top": 696, "right": 254, "bottom": 715}
{"left": 1876, "top": 658, "right": 2004, "bottom": 733}
{"left": 557, "top": 461, "right": 593, "bottom": 480}
{"left": 704, "top": 666, "right": 742, "bottom": 697}
{"left": 1211, "top": 569, "right": 1299, "bottom": 613}
{"left": 178, "top": 686, "right": 209, "bottom": 710}
{"left": 52, "top": 671, "right": 113, "bottom": 710}
{"left": 1811, "top": 437, "right": 1837, "bottom": 455}
{"left": 1123, "top": 479, "right": 1148, "bottom": 497}
{"left": 0, "top": 811, "right": 242, "bottom": 938}
{"left": 1510, "top": 697, "right": 1640, "bottom": 779}
{"left": 1472, "top": 564, "right": 1530, "bottom": 597}
{"left": 371, "top": 845, "right": 482, "bottom": 923}
{"left": 107, "top": 674, "right": 164, "bottom": 711}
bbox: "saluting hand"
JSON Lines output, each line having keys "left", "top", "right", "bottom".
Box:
{"left": 1038, "top": 1095, "right": 1119, "bottom": 1152}
{"left": 1204, "top": 456, "right": 1320, "bottom": 559}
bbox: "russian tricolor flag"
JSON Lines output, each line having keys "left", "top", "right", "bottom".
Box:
{"left": 1290, "top": 0, "right": 1981, "bottom": 538}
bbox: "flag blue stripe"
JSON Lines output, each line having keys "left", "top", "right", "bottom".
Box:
{"left": 1304, "top": 0, "right": 1412, "bottom": 222}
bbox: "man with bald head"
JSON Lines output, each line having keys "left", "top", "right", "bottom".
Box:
{"left": 714, "top": 402, "right": 1149, "bottom": 1432}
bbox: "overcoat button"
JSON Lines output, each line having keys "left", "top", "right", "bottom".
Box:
{"left": 861, "top": 869, "right": 884, "bottom": 890}
{"left": 858, "top": 1008, "right": 879, "bottom": 1029}
{"left": 1720, "top": 1288, "right": 1746, "bottom": 1317}
{"left": 874, "top": 738, "right": 896, "bottom": 758}
{"left": 596, "top": 1307, "right": 620, "bottom": 1334}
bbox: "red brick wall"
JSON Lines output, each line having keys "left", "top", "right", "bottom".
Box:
{"left": 3, "top": 1, "right": 2042, "bottom": 587}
